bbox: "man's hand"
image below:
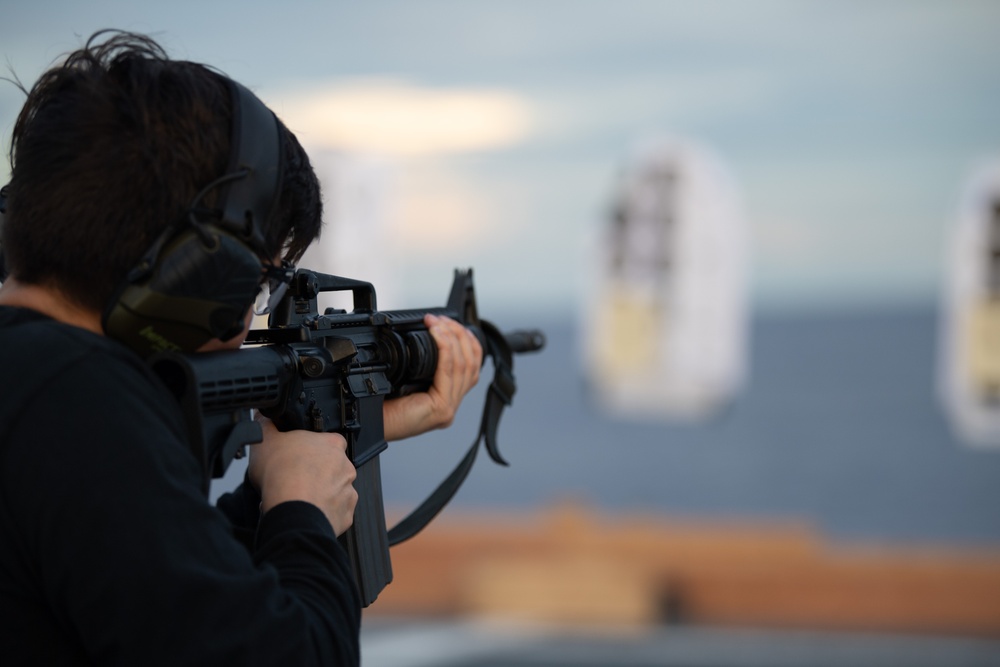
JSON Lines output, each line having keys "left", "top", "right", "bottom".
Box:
{"left": 383, "top": 314, "right": 483, "bottom": 441}
{"left": 248, "top": 416, "right": 358, "bottom": 536}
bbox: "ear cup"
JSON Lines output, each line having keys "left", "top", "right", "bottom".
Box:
{"left": 103, "top": 227, "right": 262, "bottom": 356}
{"left": 102, "top": 78, "right": 283, "bottom": 358}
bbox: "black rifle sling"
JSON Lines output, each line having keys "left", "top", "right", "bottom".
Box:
{"left": 387, "top": 319, "right": 514, "bottom": 546}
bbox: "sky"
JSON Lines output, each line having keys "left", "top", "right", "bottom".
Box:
{"left": 2, "top": 0, "right": 999, "bottom": 316}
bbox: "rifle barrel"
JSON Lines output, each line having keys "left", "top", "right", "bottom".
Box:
{"left": 504, "top": 329, "right": 546, "bottom": 354}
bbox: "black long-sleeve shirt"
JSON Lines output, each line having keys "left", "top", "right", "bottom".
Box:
{"left": 0, "top": 306, "right": 361, "bottom": 665}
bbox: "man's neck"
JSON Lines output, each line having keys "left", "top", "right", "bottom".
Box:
{"left": 0, "top": 279, "right": 104, "bottom": 335}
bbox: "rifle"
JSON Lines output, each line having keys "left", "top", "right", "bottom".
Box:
{"left": 148, "top": 268, "right": 544, "bottom": 606}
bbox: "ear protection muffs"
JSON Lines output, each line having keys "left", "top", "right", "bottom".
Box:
{"left": 102, "top": 79, "right": 283, "bottom": 357}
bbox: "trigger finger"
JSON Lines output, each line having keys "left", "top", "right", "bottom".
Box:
{"left": 253, "top": 410, "right": 276, "bottom": 433}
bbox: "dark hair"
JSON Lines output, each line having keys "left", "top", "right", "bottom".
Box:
{"left": 3, "top": 30, "right": 321, "bottom": 312}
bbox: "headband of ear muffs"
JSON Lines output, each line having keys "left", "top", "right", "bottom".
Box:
{"left": 102, "top": 79, "right": 284, "bottom": 357}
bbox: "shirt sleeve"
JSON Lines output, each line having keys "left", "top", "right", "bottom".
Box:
{"left": 1, "top": 352, "right": 361, "bottom": 666}
{"left": 216, "top": 474, "right": 263, "bottom": 551}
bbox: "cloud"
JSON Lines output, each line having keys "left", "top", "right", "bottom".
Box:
{"left": 266, "top": 78, "right": 534, "bottom": 156}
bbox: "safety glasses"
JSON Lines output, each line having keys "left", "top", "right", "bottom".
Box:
{"left": 253, "top": 260, "right": 296, "bottom": 316}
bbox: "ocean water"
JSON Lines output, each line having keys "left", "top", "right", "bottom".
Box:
{"left": 376, "top": 303, "right": 1000, "bottom": 548}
